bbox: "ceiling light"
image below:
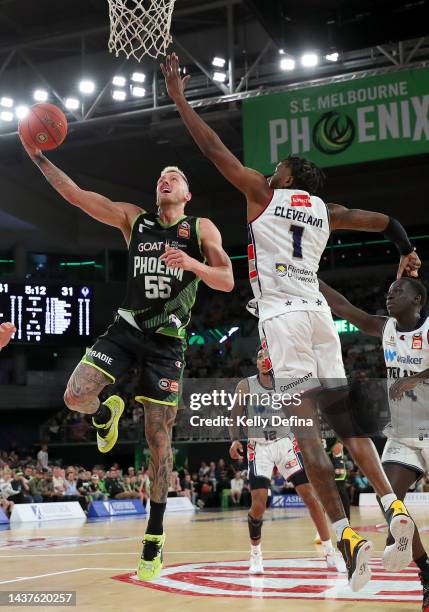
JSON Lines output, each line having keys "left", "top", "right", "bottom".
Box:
{"left": 15, "top": 105, "right": 29, "bottom": 119}
{"left": 112, "top": 76, "right": 126, "bottom": 87}
{"left": 65, "top": 98, "right": 80, "bottom": 110}
{"left": 79, "top": 80, "right": 95, "bottom": 94}
{"left": 213, "top": 71, "right": 227, "bottom": 83}
{"left": 0, "top": 111, "right": 13, "bottom": 121}
{"left": 131, "top": 86, "right": 146, "bottom": 97}
{"left": 280, "top": 58, "right": 295, "bottom": 71}
{"left": 212, "top": 57, "right": 226, "bottom": 68}
{"left": 0, "top": 97, "right": 13, "bottom": 108}
{"left": 131, "top": 72, "right": 145, "bottom": 83}
{"left": 112, "top": 90, "right": 127, "bottom": 101}
{"left": 325, "top": 52, "right": 339, "bottom": 62}
{"left": 301, "top": 53, "right": 319, "bottom": 67}
{"left": 33, "top": 89, "right": 48, "bottom": 102}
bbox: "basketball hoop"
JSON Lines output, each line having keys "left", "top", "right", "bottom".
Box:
{"left": 107, "top": 0, "right": 176, "bottom": 61}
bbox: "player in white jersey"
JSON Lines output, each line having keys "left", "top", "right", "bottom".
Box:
{"left": 162, "top": 52, "right": 421, "bottom": 590}
{"left": 320, "top": 277, "right": 429, "bottom": 612}
{"left": 229, "top": 347, "right": 346, "bottom": 575}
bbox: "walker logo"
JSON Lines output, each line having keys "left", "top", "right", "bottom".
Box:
{"left": 384, "top": 349, "right": 397, "bottom": 362}
{"left": 112, "top": 558, "right": 421, "bottom": 603}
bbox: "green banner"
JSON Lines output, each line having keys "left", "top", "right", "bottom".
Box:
{"left": 243, "top": 67, "right": 429, "bottom": 172}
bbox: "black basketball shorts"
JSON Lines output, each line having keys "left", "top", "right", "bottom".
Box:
{"left": 81, "top": 315, "right": 186, "bottom": 406}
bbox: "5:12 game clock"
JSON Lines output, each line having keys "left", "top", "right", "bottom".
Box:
{"left": 0, "top": 282, "right": 93, "bottom": 344}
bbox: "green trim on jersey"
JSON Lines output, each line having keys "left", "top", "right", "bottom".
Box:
{"left": 156, "top": 213, "right": 187, "bottom": 229}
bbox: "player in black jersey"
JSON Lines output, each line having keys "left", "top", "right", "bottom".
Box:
{"left": 20, "top": 136, "right": 234, "bottom": 581}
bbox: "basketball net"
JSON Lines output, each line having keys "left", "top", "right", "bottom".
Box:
{"left": 107, "top": 0, "right": 176, "bottom": 61}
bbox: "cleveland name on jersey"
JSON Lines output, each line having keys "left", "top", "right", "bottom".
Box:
{"left": 118, "top": 212, "right": 205, "bottom": 338}
{"left": 382, "top": 315, "right": 429, "bottom": 442}
{"left": 247, "top": 189, "right": 331, "bottom": 321}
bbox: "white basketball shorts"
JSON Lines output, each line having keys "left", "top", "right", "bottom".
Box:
{"left": 259, "top": 310, "right": 346, "bottom": 393}
{"left": 382, "top": 437, "right": 429, "bottom": 477}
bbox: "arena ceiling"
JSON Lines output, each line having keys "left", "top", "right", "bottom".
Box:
{"left": 0, "top": 0, "right": 428, "bottom": 250}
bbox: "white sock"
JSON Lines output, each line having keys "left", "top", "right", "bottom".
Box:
{"left": 380, "top": 493, "right": 397, "bottom": 513}
{"left": 321, "top": 539, "right": 335, "bottom": 554}
{"left": 251, "top": 543, "right": 261, "bottom": 556}
{"left": 332, "top": 518, "right": 350, "bottom": 542}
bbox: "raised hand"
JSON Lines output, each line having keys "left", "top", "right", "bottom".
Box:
{"left": 397, "top": 250, "right": 421, "bottom": 279}
{"left": 0, "top": 322, "right": 16, "bottom": 349}
{"left": 160, "top": 53, "right": 191, "bottom": 102}
{"left": 229, "top": 440, "right": 243, "bottom": 460}
{"left": 160, "top": 245, "right": 196, "bottom": 272}
{"left": 18, "top": 131, "right": 42, "bottom": 162}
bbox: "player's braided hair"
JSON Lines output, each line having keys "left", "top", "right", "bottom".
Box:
{"left": 283, "top": 155, "right": 326, "bottom": 195}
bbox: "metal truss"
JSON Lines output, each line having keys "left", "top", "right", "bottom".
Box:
{"left": 0, "top": 0, "right": 428, "bottom": 142}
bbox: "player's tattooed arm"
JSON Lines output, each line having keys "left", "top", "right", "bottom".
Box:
{"left": 19, "top": 133, "right": 143, "bottom": 239}
{"left": 229, "top": 378, "right": 248, "bottom": 460}
{"left": 161, "top": 53, "right": 270, "bottom": 216}
{"left": 319, "top": 279, "right": 386, "bottom": 337}
{"left": 327, "top": 204, "right": 421, "bottom": 279}
{"left": 160, "top": 218, "right": 234, "bottom": 292}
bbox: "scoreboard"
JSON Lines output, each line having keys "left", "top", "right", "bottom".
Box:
{"left": 0, "top": 282, "right": 93, "bottom": 344}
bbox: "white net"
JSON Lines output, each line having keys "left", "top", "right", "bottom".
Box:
{"left": 107, "top": 0, "right": 176, "bottom": 61}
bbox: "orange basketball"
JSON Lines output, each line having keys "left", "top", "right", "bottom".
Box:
{"left": 19, "top": 103, "right": 68, "bottom": 151}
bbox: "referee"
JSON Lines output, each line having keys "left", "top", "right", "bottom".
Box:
{"left": 329, "top": 440, "right": 350, "bottom": 521}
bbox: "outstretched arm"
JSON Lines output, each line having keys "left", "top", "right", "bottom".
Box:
{"left": 160, "top": 218, "right": 234, "bottom": 292}
{"left": 19, "top": 135, "right": 142, "bottom": 243}
{"left": 161, "top": 54, "right": 270, "bottom": 218}
{"left": 319, "top": 279, "right": 386, "bottom": 338}
{"left": 229, "top": 378, "right": 248, "bottom": 460}
{"left": 328, "top": 203, "right": 421, "bottom": 279}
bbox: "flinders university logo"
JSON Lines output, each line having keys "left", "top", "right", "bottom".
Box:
{"left": 313, "top": 111, "right": 355, "bottom": 155}
{"left": 276, "top": 263, "right": 288, "bottom": 277}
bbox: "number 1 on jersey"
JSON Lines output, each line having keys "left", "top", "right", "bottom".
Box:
{"left": 289, "top": 225, "right": 304, "bottom": 258}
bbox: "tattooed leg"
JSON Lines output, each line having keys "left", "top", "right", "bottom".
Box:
{"left": 64, "top": 363, "right": 111, "bottom": 415}
{"left": 144, "top": 402, "right": 177, "bottom": 503}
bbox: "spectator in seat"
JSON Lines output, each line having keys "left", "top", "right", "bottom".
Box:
{"left": 88, "top": 474, "right": 106, "bottom": 501}
{"left": 196, "top": 474, "right": 215, "bottom": 508}
{"left": 52, "top": 466, "right": 67, "bottom": 498}
{"left": 10, "top": 470, "right": 32, "bottom": 504}
{"left": 168, "top": 470, "right": 182, "bottom": 497}
{"left": 37, "top": 445, "right": 49, "bottom": 470}
{"left": 230, "top": 470, "right": 244, "bottom": 506}
{"left": 28, "top": 469, "right": 45, "bottom": 503}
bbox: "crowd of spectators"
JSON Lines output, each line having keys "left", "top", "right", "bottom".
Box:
{"left": 2, "top": 443, "right": 429, "bottom": 519}
{"left": 0, "top": 445, "right": 151, "bottom": 518}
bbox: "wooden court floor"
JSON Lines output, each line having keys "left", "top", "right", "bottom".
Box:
{"left": 0, "top": 506, "right": 427, "bottom": 612}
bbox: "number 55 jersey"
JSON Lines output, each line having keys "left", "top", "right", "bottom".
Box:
{"left": 247, "top": 189, "right": 330, "bottom": 323}
{"left": 119, "top": 212, "right": 205, "bottom": 339}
